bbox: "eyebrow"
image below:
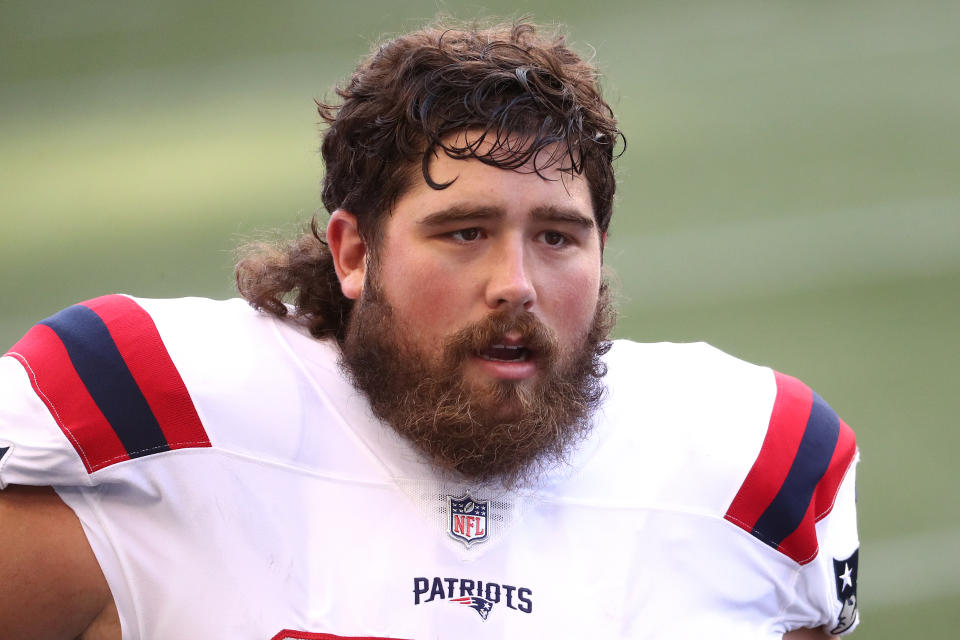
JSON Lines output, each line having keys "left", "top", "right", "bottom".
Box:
{"left": 418, "top": 205, "right": 503, "bottom": 227}
{"left": 530, "top": 205, "right": 595, "bottom": 229}
{"left": 418, "top": 204, "right": 595, "bottom": 229}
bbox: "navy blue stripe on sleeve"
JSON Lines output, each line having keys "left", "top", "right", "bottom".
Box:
{"left": 751, "top": 391, "right": 840, "bottom": 548}
{"left": 41, "top": 305, "right": 170, "bottom": 459}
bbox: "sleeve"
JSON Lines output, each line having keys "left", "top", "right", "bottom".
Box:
{"left": 723, "top": 370, "right": 861, "bottom": 635}
{"left": 792, "top": 453, "right": 860, "bottom": 635}
{"left": 1, "top": 295, "right": 211, "bottom": 489}
{"left": 0, "top": 354, "right": 92, "bottom": 488}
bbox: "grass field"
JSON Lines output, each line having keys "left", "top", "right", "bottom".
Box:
{"left": 2, "top": 1, "right": 958, "bottom": 635}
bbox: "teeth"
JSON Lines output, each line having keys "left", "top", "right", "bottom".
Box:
{"left": 480, "top": 344, "right": 528, "bottom": 362}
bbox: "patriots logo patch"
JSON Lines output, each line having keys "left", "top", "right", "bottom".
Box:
{"left": 831, "top": 548, "right": 859, "bottom": 634}
{"left": 451, "top": 596, "right": 494, "bottom": 620}
{"left": 0, "top": 443, "right": 11, "bottom": 479}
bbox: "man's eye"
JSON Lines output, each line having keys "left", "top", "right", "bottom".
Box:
{"left": 451, "top": 228, "right": 482, "bottom": 242}
{"left": 541, "top": 231, "right": 568, "bottom": 247}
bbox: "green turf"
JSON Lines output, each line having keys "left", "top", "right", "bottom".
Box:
{"left": 2, "top": 1, "right": 958, "bottom": 634}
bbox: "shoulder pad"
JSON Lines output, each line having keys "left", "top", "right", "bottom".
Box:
{"left": 724, "top": 371, "right": 857, "bottom": 564}
{"left": 5, "top": 295, "right": 210, "bottom": 473}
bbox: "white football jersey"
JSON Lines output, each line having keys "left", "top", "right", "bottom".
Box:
{"left": 0, "top": 295, "right": 860, "bottom": 639}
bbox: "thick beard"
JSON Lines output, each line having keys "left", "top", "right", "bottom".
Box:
{"left": 339, "top": 281, "right": 615, "bottom": 487}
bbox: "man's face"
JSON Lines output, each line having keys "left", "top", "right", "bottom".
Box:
{"left": 339, "top": 143, "right": 612, "bottom": 483}
{"left": 376, "top": 149, "right": 604, "bottom": 386}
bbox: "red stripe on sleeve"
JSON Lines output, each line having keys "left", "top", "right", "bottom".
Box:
{"left": 724, "top": 371, "right": 812, "bottom": 533}
{"left": 83, "top": 295, "right": 211, "bottom": 452}
{"left": 777, "top": 419, "right": 857, "bottom": 565}
{"left": 774, "top": 498, "right": 819, "bottom": 564}
{"left": 815, "top": 418, "right": 857, "bottom": 521}
{"left": 7, "top": 324, "right": 130, "bottom": 473}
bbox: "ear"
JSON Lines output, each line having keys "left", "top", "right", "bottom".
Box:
{"left": 326, "top": 210, "right": 367, "bottom": 300}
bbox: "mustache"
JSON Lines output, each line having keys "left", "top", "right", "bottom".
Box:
{"left": 442, "top": 310, "right": 558, "bottom": 364}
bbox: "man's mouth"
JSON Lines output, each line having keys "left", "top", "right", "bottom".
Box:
{"left": 478, "top": 344, "right": 531, "bottom": 362}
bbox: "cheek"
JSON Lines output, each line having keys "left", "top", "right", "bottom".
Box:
{"left": 545, "top": 266, "right": 602, "bottom": 339}
{"left": 379, "top": 259, "right": 471, "bottom": 339}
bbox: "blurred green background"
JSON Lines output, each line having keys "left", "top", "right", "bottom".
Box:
{"left": 2, "top": 0, "right": 958, "bottom": 635}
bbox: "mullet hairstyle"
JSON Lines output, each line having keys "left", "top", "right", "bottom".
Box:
{"left": 236, "top": 20, "right": 624, "bottom": 340}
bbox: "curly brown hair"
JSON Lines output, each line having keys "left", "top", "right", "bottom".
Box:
{"left": 236, "top": 19, "right": 624, "bottom": 340}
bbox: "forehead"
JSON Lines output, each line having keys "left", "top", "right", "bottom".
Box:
{"left": 393, "top": 142, "right": 595, "bottom": 223}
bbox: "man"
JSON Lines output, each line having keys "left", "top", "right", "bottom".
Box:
{"left": 0, "top": 21, "right": 859, "bottom": 639}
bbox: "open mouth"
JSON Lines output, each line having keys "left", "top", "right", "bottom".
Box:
{"left": 478, "top": 344, "right": 531, "bottom": 362}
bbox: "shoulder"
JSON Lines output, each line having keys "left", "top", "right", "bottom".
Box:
{"left": 5, "top": 295, "right": 268, "bottom": 386}
{"left": 598, "top": 340, "right": 858, "bottom": 564}
{"left": 599, "top": 340, "right": 780, "bottom": 472}
{"left": 1, "top": 295, "right": 225, "bottom": 480}
{"left": 603, "top": 339, "right": 769, "bottom": 393}
{"left": 1, "top": 295, "right": 338, "bottom": 484}
{"left": 583, "top": 340, "right": 861, "bottom": 632}
{"left": 724, "top": 367, "right": 858, "bottom": 565}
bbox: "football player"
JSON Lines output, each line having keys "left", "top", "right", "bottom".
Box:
{"left": 0, "top": 20, "right": 858, "bottom": 639}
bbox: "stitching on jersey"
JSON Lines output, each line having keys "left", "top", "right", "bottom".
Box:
{"left": 87, "top": 440, "right": 213, "bottom": 471}
{"left": 724, "top": 512, "right": 821, "bottom": 565}
{"left": 774, "top": 561, "right": 806, "bottom": 631}
{"left": 795, "top": 543, "right": 820, "bottom": 565}
{"left": 724, "top": 513, "right": 780, "bottom": 548}
{"left": 7, "top": 351, "right": 94, "bottom": 470}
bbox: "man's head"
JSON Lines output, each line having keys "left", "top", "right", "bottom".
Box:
{"left": 236, "top": 19, "right": 622, "bottom": 484}
{"left": 317, "top": 21, "right": 621, "bottom": 245}
{"left": 330, "top": 136, "right": 615, "bottom": 483}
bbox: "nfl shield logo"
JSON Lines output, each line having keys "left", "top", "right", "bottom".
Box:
{"left": 448, "top": 493, "right": 489, "bottom": 547}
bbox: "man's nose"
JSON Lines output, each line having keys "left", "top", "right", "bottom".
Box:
{"left": 485, "top": 241, "right": 536, "bottom": 311}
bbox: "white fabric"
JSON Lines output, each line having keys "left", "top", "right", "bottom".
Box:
{"left": 0, "top": 296, "right": 860, "bottom": 639}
